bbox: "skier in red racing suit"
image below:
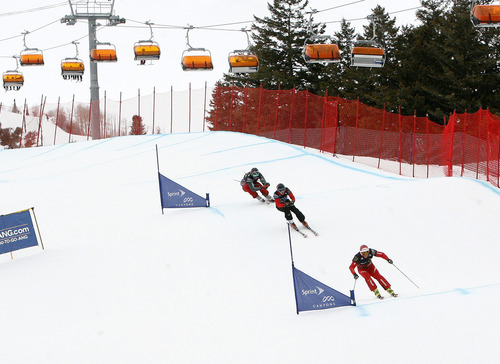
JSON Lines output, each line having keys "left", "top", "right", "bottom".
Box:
{"left": 349, "top": 245, "right": 398, "bottom": 299}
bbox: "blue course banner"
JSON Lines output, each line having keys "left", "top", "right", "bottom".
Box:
{"left": 0, "top": 209, "right": 39, "bottom": 255}
{"left": 293, "top": 266, "right": 355, "bottom": 313}
{"left": 158, "top": 173, "right": 209, "bottom": 208}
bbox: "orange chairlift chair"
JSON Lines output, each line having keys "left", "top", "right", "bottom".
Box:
{"left": 228, "top": 29, "right": 259, "bottom": 73}
{"left": 471, "top": 1, "right": 500, "bottom": 27}
{"left": 303, "top": 36, "right": 341, "bottom": 64}
{"left": 90, "top": 42, "right": 118, "bottom": 62}
{"left": 61, "top": 41, "right": 85, "bottom": 81}
{"left": 302, "top": 11, "right": 340, "bottom": 65}
{"left": 134, "top": 22, "right": 161, "bottom": 65}
{"left": 3, "top": 56, "right": 24, "bottom": 91}
{"left": 181, "top": 26, "right": 213, "bottom": 71}
{"left": 351, "top": 16, "right": 386, "bottom": 68}
{"left": 19, "top": 31, "right": 44, "bottom": 66}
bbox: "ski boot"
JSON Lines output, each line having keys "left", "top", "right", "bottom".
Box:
{"left": 373, "top": 288, "right": 383, "bottom": 300}
{"left": 265, "top": 194, "right": 274, "bottom": 204}
{"left": 386, "top": 288, "right": 398, "bottom": 297}
{"left": 256, "top": 196, "right": 266, "bottom": 203}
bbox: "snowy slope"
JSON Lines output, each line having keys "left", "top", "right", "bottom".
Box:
{"left": 0, "top": 109, "right": 88, "bottom": 146}
{"left": 0, "top": 131, "right": 498, "bottom": 364}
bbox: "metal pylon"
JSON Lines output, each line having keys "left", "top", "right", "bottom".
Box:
{"left": 61, "top": 1, "right": 125, "bottom": 139}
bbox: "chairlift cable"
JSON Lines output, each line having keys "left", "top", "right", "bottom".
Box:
{"left": 0, "top": 2, "right": 67, "bottom": 18}
{"left": 315, "top": 0, "right": 367, "bottom": 14}
{"left": 324, "top": 6, "right": 423, "bottom": 24}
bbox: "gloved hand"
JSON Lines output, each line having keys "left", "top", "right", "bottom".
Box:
{"left": 263, "top": 183, "right": 270, "bottom": 188}
{"left": 353, "top": 273, "right": 359, "bottom": 280}
{"left": 388, "top": 259, "right": 393, "bottom": 264}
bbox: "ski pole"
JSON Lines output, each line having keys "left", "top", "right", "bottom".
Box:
{"left": 392, "top": 263, "right": 419, "bottom": 289}
{"left": 353, "top": 278, "right": 357, "bottom": 291}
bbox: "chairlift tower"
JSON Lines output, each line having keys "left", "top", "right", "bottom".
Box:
{"left": 61, "top": 1, "right": 125, "bottom": 139}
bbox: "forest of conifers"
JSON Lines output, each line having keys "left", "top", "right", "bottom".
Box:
{"left": 217, "top": 0, "right": 499, "bottom": 124}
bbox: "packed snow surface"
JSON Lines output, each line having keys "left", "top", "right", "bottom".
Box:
{"left": 1, "top": 131, "right": 498, "bottom": 363}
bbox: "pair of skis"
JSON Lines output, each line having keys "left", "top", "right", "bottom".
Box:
{"left": 377, "top": 292, "right": 399, "bottom": 300}
{"left": 291, "top": 224, "right": 318, "bottom": 238}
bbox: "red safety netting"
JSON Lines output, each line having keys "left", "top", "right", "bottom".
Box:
{"left": 443, "top": 109, "right": 500, "bottom": 187}
{"left": 209, "top": 85, "right": 499, "bottom": 187}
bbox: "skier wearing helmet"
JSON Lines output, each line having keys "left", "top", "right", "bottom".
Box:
{"left": 240, "top": 167, "right": 274, "bottom": 203}
{"left": 273, "top": 183, "right": 312, "bottom": 232}
{"left": 349, "top": 245, "right": 397, "bottom": 299}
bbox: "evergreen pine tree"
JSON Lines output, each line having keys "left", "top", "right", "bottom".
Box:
{"left": 11, "top": 100, "right": 20, "bottom": 114}
{"left": 223, "top": 0, "right": 322, "bottom": 90}
{"left": 0, "top": 125, "right": 22, "bottom": 149}
{"left": 443, "top": 0, "right": 499, "bottom": 115}
{"left": 208, "top": 0, "right": 328, "bottom": 131}
{"left": 337, "top": 6, "right": 400, "bottom": 108}
{"left": 129, "top": 115, "right": 147, "bottom": 135}
{"left": 326, "top": 18, "right": 357, "bottom": 96}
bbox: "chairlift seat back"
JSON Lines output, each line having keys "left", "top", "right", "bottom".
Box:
{"left": 303, "top": 44, "right": 340, "bottom": 63}
{"left": 471, "top": 5, "right": 500, "bottom": 27}
{"left": 3, "top": 72, "right": 24, "bottom": 91}
{"left": 229, "top": 54, "right": 259, "bottom": 73}
{"left": 20, "top": 51, "right": 44, "bottom": 66}
{"left": 3, "top": 72, "right": 24, "bottom": 83}
{"left": 182, "top": 55, "right": 213, "bottom": 70}
{"left": 134, "top": 43, "right": 161, "bottom": 60}
{"left": 61, "top": 60, "right": 85, "bottom": 73}
{"left": 91, "top": 49, "right": 117, "bottom": 62}
{"left": 352, "top": 46, "right": 385, "bottom": 56}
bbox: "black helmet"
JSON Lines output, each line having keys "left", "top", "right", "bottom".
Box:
{"left": 251, "top": 167, "right": 259, "bottom": 177}
{"left": 277, "top": 183, "right": 285, "bottom": 190}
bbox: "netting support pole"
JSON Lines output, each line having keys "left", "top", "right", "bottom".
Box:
{"left": 170, "top": 85, "right": 174, "bottom": 133}
{"left": 214, "top": 83, "right": 220, "bottom": 131}
{"left": 118, "top": 92, "right": 122, "bottom": 137}
{"left": 319, "top": 90, "right": 328, "bottom": 153}
{"left": 203, "top": 82, "right": 207, "bottom": 132}
{"left": 398, "top": 106, "right": 402, "bottom": 175}
{"left": 461, "top": 111, "right": 467, "bottom": 177}
{"left": 54, "top": 97, "right": 60, "bottom": 145}
{"left": 256, "top": 84, "right": 263, "bottom": 136}
{"left": 425, "top": 115, "right": 429, "bottom": 178}
{"left": 412, "top": 110, "right": 417, "bottom": 178}
{"left": 69, "top": 94, "right": 75, "bottom": 143}
{"left": 273, "top": 85, "right": 281, "bottom": 140}
{"left": 229, "top": 82, "right": 234, "bottom": 131}
{"left": 447, "top": 113, "right": 455, "bottom": 177}
{"left": 378, "top": 104, "right": 386, "bottom": 169}
{"left": 152, "top": 87, "right": 156, "bottom": 134}
{"left": 352, "top": 98, "right": 360, "bottom": 162}
{"left": 242, "top": 81, "right": 249, "bottom": 134}
{"left": 476, "top": 109, "right": 481, "bottom": 180}
{"left": 189, "top": 82, "right": 192, "bottom": 133}
{"left": 288, "top": 86, "right": 296, "bottom": 144}
{"left": 103, "top": 91, "right": 107, "bottom": 137}
{"left": 303, "top": 90, "right": 309, "bottom": 149}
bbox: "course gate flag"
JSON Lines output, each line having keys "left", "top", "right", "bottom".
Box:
{"left": 0, "top": 208, "right": 44, "bottom": 256}
{"left": 155, "top": 144, "right": 210, "bottom": 212}
{"left": 293, "top": 266, "right": 355, "bottom": 313}
{"left": 158, "top": 173, "right": 210, "bottom": 209}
